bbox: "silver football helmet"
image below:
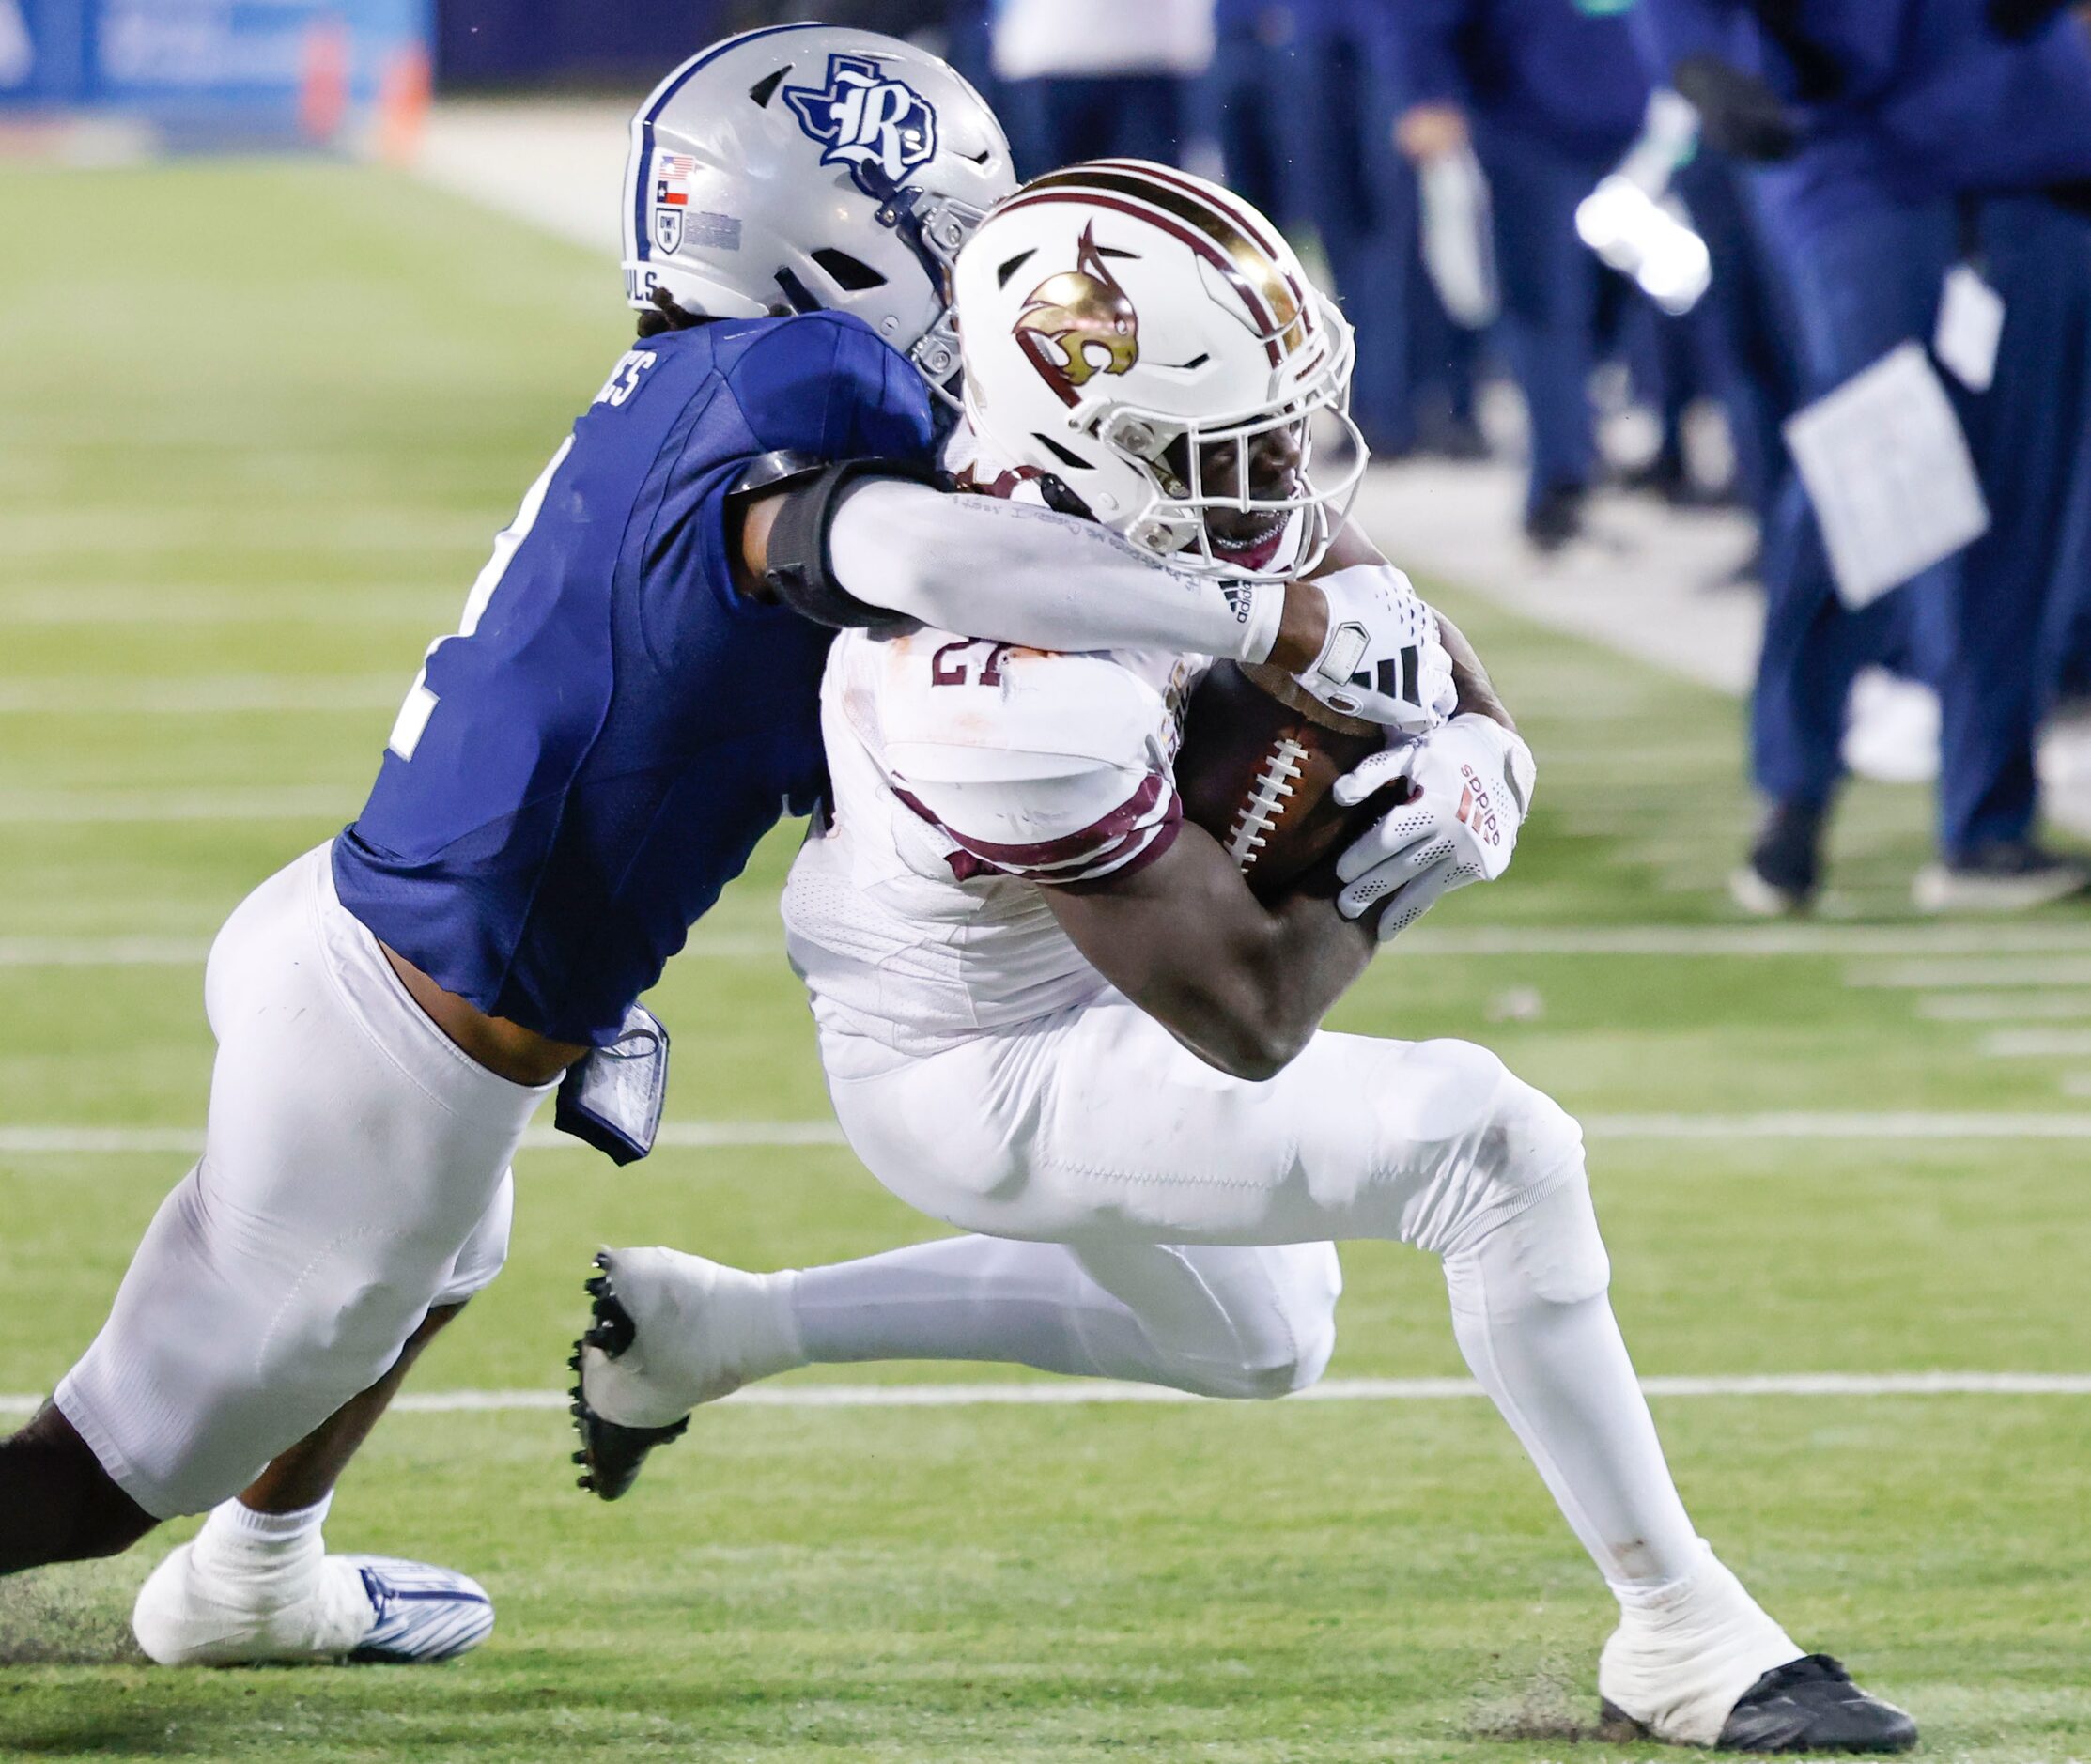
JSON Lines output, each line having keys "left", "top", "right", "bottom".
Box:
{"left": 621, "top": 25, "right": 1015, "bottom": 390}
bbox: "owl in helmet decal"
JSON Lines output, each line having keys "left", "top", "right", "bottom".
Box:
{"left": 1013, "top": 225, "right": 1140, "bottom": 407}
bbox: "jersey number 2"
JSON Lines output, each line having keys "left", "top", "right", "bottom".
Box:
{"left": 386, "top": 437, "right": 573, "bottom": 762}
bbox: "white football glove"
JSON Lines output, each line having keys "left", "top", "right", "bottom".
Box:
{"left": 1297, "top": 565, "right": 1458, "bottom": 733}
{"left": 1332, "top": 713, "right": 1537, "bottom": 940}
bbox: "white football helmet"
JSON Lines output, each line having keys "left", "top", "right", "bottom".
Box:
{"left": 951, "top": 159, "right": 1367, "bottom": 581}
{"left": 623, "top": 25, "right": 1015, "bottom": 390}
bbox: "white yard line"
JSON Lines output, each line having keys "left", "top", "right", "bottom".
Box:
{"left": 1582, "top": 1111, "right": 2091, "bottom": 1137}
{"left": 1414, "top": 926, "right": 2091, "bottom": 956}
{"left": 1, "top": 1370, "right": 2082, "bottom": 1417}
{"left": 0, "top": 677, "right": 405, "bottom": 714}
{"left": 11, "top": 1112, "right": 2091, "bottom": 1160}
{"left": 1846, "top": 957, "right": 2091, "bottom": 989}
{"left": 1917, "top": 992, "right": 2091, "bottom": 1021}
{"left": 1980, "top": 1029, "right": 2091, "bottom": 1059}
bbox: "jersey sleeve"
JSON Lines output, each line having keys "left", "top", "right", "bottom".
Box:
{"left": 727, "top": 311, "right": 937, "bottom": 463}
{"left": 880, "top": 649, "right": 1183, "bottom": 886}
{"left": 639, "top": 314, "right": 939, "bottom": 673}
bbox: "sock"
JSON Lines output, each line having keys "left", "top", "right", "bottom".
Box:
{"left": 190, "top": 1493, "right": 332, "bottom": 1603}
{"left": 787, "top": 1236, "right": 1161, "bottom": 1383}
{"left": 1443, "top": 1175, "right": 1706, "bottom": 1594}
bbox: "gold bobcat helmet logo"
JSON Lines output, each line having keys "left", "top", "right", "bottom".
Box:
{"left": 1013, "top": 224, "right": 1138, "bottom": 407}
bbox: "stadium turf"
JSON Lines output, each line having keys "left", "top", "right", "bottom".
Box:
{"left": 0, "top": 161, "right": 2086, "bottom": 1760}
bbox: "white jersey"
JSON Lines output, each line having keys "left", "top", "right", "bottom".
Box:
{"left": 782, "top": 626, "right": 1203, "bottom": 1071}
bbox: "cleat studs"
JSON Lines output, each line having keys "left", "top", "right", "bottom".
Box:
{"left": 572, "top": 1450, "right": 587, "bottom": 1465}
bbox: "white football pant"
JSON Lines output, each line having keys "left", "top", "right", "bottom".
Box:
{"left": 56, "top": 844, "right": 551, "bottom": 1519}
{"left": 798, "top": 997, "right": 1706, "bottom": 1593}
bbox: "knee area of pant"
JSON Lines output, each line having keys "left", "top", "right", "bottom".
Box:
{"left": 1477, "top": 1070, "right": 1587, "bottom": 1200}
{"left": 1204, "top": 1337, "right": 1332, "bottom": 1401}
{"left": 1216, "top": 1250, "right": 1340, "bottom": 1400}
{"left": 1498, "top": 1169, "right": 1612, "bottom": 1308}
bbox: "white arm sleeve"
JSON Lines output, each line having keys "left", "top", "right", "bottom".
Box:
{"left": 828, "top": 478, "right": 1285, "bottom": 663}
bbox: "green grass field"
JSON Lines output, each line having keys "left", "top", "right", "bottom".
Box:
{"left": 2, "top": 161, "right": 2088, "bottom": 1762}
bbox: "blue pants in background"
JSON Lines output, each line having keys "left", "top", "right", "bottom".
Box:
{"left": 1475, "top": 119, "right": 1618, "bottom": 517}
{"left": 2038, "top": 222, "right": 2091, "bottom": 703}
{"left": 1195, "top": 28, "right": 1417, "bottom": 451}
{"left": 1749, "top": 190, "right": 2091, "bottom": 859}
{"left": 1191, "top": 23, "right": 1285, "bottom": 220}
{"left": 1680, "top": 149, "right": 1800, "bottom": 526}
{"left": 997, "top": 74, "right": 1186, "bottom": 179}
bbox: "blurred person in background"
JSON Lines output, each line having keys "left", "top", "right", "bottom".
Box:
{"left": 1192, "top": 0, "right": 1428, "bottom": 453}
{"left": 1609, "top": 13, "right": 1803, "bottom": 544}
{"left": 1387, "top": 0, "right": 1652, "bottom": 551}
{"left": 1640, "top": 0, "right": 2091, "bottom": 913}
{"left": 987, "top": 0, "right": 1210, "bottom": 174}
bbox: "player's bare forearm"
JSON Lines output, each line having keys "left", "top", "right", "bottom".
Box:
{"left": 1264, "top": 581, "right": 1330, "bottom": 673}
{"left": 1043, "top": 824, "right": 1374, "bottom": 1081}
{"left": 1433, "top": 611, "right": 1515, "bottom": 732}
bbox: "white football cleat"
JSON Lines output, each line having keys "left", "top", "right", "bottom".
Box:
{"left": 133, "top": 1540, "right": 493, "bottom": 1667}
{"left": 570, "top": 1246, "right": 804, "bottom": 1500}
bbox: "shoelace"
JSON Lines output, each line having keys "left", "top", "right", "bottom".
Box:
{"left": 1749, "top": 1653, "right": 1853, "bottom": 1695}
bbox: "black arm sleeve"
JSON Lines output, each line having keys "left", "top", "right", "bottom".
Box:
{"left": 753, "top": 458, "right": 946, "bottom": 632}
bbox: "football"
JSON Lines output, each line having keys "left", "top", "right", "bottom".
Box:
{"left": 1175, "top": 661, "right": 1394, "bottom": 901}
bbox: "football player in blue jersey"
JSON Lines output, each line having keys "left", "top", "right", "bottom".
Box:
{"left": 0, "top": 26, "right": 1459, "bottom": 1668}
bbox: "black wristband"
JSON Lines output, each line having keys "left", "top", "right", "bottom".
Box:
{"left": 758, "top": 458, "right": 944, "bottom": 631}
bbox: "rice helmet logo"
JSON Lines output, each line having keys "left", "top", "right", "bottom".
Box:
{"left": 782, "top": 54, "right": 938, "bottom": 193}
{"left": 1014, "top": 224, "right": 1140, "bottom": 407}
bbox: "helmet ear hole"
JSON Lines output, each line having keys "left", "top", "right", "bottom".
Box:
{"left": 1030, "top": 431, "right": 1092, "bottom": 473}
{"left": 774, "top": 268, "right": 822, "bottom": 313}
{"left": 748, "top": 68, "right": 786, "bottom": 107}
{"left": 812, "top": 249, "right": 889, "bottom": 292}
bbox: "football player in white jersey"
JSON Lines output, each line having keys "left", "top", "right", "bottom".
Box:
{"left": 0, "top": 35, "right": 1455, "bottom": 1672}
{"left": 575, "top": 162, "right": 1917, "bottom": 1754}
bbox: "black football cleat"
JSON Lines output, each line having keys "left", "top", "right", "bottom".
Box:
{"left": 1714, "top": 1655, "right": 1919, "bottom": 1754}
{"left": 1603, "top": 1654, "right": 1918, "bottom": 1754}
{"left": 1730, "top": 798, "right": 1825, "bottom": 917}
{"left": 568, "top": 1253, "right": 689, "bottom": 1502}
{"left": 1524, "top": 484, "right": 1586, "bottom": 554}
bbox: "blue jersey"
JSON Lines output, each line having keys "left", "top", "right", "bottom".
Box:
{"left": 1392, "top": 0, "right": 1650, "bottom": 161}
{"left": 333, "top": 312, "right": 937, "bottom": 1046}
